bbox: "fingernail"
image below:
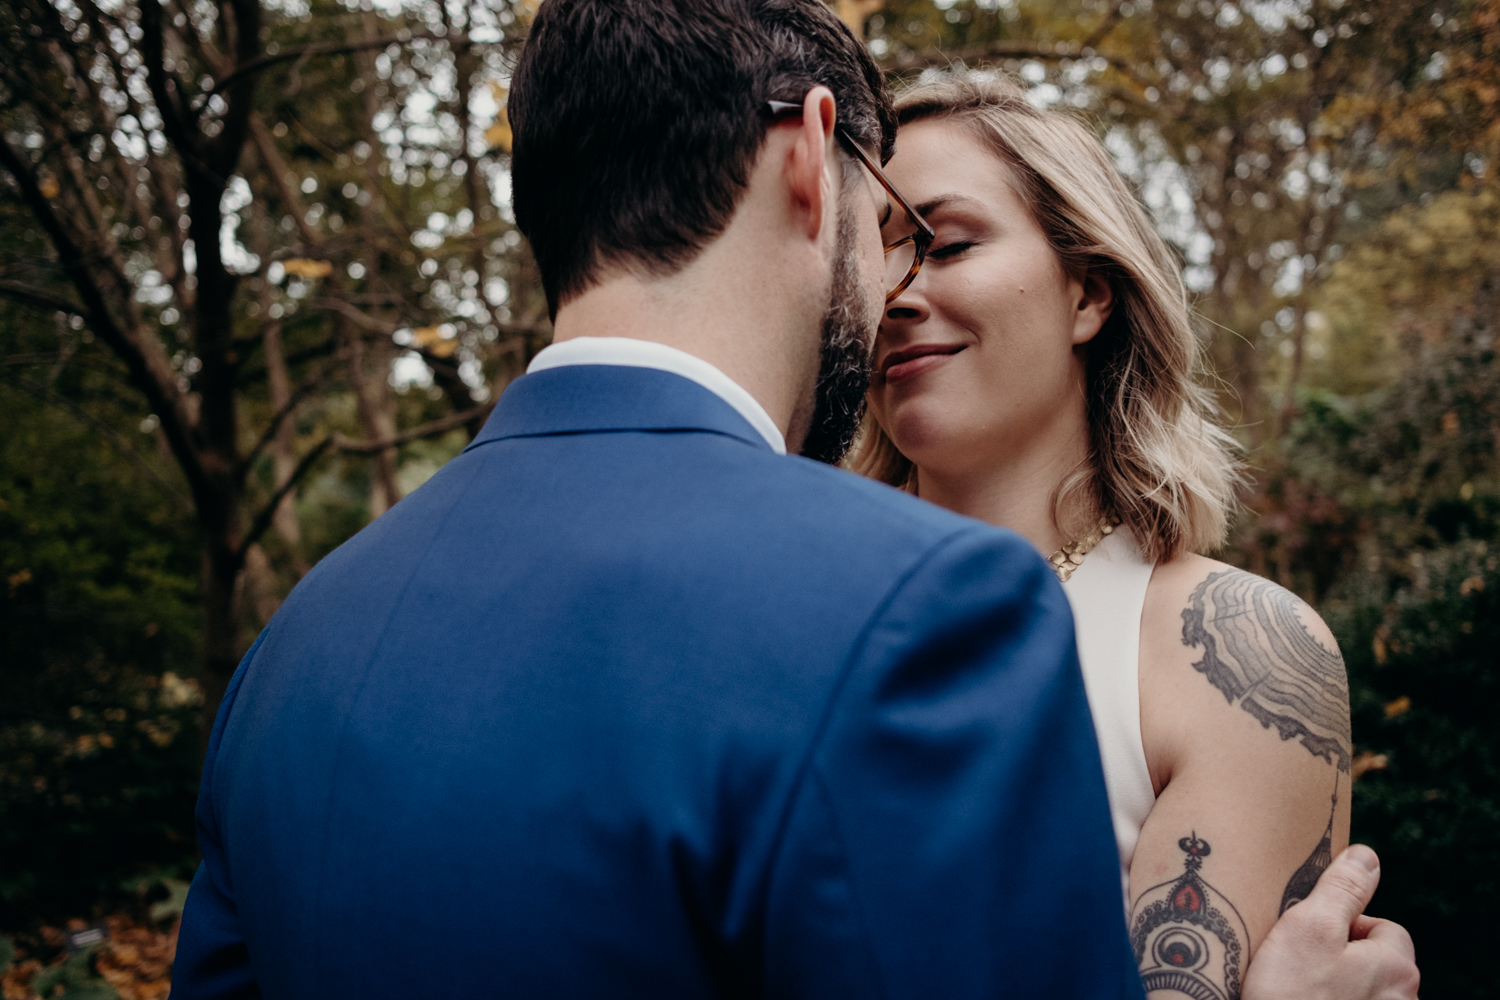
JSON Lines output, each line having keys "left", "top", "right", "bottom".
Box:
{"left": 1345, "top": 844, "right": 1380, "bottom": 873}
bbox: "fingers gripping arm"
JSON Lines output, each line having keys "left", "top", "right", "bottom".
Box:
{"left": 1244, "top": 846, "right": 1419, "bottom": 1000}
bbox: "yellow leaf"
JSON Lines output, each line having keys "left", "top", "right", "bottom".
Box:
{"left": 158, "top": 671, "right": 202, "bottom": 708}
{"left": 1384, "top": 695, "right": 1411, "bottom": 718}
{"left": 1461, "top": 574, "right": 1485, "bottom": 596}
{"left": 835, "top": 0, "right": 883, "bottom": 37}
{"left": 413, "top": 325, "right": 459, "bottom": 358}
{"left": 1351, "top": 751, "right": 1388, "bottom": 780}
{"left": 281, "top": 258, "right": 333, "bottom": 279}
{"left": 485, "top": 119, "right": 512, "bottom": 153}
{"left": 39, "top": 175, "right": 60, "bottom": 198}
{"left": 486, "top": 81, "right": 512, "bottom": 152}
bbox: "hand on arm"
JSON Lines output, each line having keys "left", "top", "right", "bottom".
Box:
{"left": 1131, "top": 562, "right": 1354, "bottom": 1000}
{"left": 1244, "top": 844, "right": 1419, "bottom": 1000}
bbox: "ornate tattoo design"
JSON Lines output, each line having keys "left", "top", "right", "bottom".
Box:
{"left": 1130, "top": 835, "right": 1248, "bottom": 1000}
{"left": 1279, "top": 793, "right": 1337, "bottom": 915}
{"left": 1181, "top": 570, "right": 1351, "bottom": 772}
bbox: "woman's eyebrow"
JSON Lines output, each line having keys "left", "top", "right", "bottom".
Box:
{"left": 914, "top": 193, "right": 983, "bottom": 217}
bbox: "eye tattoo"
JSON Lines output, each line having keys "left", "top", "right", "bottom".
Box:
{"left": 1130, "top": 834, "right": 1248, "bottom": 1000}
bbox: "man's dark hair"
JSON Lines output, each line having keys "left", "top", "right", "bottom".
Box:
{"left": 509, "top": 0, "right": 896, "bottom": 315}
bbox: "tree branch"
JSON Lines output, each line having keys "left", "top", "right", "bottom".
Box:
{"left": 210, "top": 0, "right": 263, "bottom": 181}
{"left": 0, "top": 280, "right": 85, "bottom": 316}
{"left": 2, "top": 352, "right": 65, "bottom": 368}
{"left": 235, "top": 401, "right": 495, "bottom": 560}
{"left": 234, "top": 362, "right": 332, "bottom": 485}
{"left": 312, "top": 296, "right": 396, "bottom": 333}
{"left": 886, "top": 40, "right": 1157, "bottom": 96}
{"left": 138, "top": 0, "right": 197, "bottom": 162}
{"left": 1082, "top": 2, "right": 1128, "bottom": 51}
{"left": 333, "top": 401, "right": 495, "bottom": 454}
{"left": 309, "top": 296, "right": 550, "bottom": 342}
{"left": 237, "top": 435, "right": 334, "bottom": 562}
{"left": 208, "top": 32, "right": 473, "bottom": 98}
{"left": 0, "top": 134, "right": 206, "bottom": 506}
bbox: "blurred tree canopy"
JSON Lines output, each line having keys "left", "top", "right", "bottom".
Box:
{"left": 1, "top": 0, "right": 1496, "bottom": 994}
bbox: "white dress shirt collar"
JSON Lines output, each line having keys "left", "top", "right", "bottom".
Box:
{"left": 526, "top": 337, "right": 787, "bottom": 455}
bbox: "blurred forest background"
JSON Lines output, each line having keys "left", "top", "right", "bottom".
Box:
{"left": 0, "top": 0, "right": 1496, "bottom": 995}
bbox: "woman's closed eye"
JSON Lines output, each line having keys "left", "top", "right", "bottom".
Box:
{"left": 929, "top": 239, "right": 976, "bottom": 261}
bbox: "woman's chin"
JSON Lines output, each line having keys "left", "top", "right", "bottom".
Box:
{"left": 885, "top": 409, "right": 969, "bottom": 470}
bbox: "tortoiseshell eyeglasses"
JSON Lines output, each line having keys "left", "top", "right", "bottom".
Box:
{"left": 765, "top": 100, "right": 935, "bottom": 302}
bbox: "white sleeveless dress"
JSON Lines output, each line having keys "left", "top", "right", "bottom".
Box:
{"left": 1059, "top": 527, "right": 1158, "bottom": 903}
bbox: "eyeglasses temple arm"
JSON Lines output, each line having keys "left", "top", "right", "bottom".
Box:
{"left": 764, "top": 101, "right": 935, "bottom": 243}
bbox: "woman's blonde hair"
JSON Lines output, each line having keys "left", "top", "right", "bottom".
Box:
{"left": 849, "top": 76, "right": 1241, "bottom": 562}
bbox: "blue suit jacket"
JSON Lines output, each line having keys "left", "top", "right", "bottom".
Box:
{"left": 175, "top": 365, "right": 1142, "bottom": 999}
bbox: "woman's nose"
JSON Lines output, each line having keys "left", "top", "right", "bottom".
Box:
{"left": 884, "top": 288, "right": 932, "bottom": 325}
{"left": 883, "top": 274, "right": 930, "bottom": 324}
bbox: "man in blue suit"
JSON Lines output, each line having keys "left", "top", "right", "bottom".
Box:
{"left": 175, "top": 1, "right": 1418, "bottom": 997}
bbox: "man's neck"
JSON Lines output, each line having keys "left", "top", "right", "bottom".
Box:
{"left": 549, "top": 140, "right": 839, "bottom": 454}
{"left": 552, "top": 260, "right": 821, "bottom": 450}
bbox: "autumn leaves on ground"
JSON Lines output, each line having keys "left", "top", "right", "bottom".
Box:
{"left": 2, "top": 914, "right": 175, "bottom": 1000}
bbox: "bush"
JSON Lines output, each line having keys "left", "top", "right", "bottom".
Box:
{"left": 0, "top": 371, "right": 202, "bottom": 926}
{"left": 1325, "top": 544, "right": 1500, "bottom": 1000}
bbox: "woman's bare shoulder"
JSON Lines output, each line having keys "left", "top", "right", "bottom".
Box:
{"left": 1140, "top": 552, "right": 1351, "bottom": 776}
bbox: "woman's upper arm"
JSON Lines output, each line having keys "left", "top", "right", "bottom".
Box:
{"left": 1129, "top": 558, "right": 1351, "bottom": 1000}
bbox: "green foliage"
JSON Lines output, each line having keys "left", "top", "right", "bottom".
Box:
{"left": 31, "top": 944, "right": 122, "bottom": 1000}
{"left": 0, "top": 304, "right": 203, "bottom": 924}
{"left": 1325, "top": 544, "right": 1500, "bottom": 1000}
{"left": 1270, "top": 246, "right": 1500, "bottom": 598}
{"left": 1264, "top": 246, "right": 1500, "bottom": 998}
{"left": 147, "top": 878, "right": 191, "bottom": 925}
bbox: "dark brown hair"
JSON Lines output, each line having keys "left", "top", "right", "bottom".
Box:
{"left": 509, "top": 0, "right": 895, "bottom": 316}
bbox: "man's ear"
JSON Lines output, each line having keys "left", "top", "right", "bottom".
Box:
{"left": 1071, "top": 269, "right": 1115, "bottom": 346}
{"left": 785, "top": 86, "right": 838, "bottom": 243}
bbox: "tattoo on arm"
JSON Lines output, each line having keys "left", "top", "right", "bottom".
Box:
{"left": 1181, "top": 570, "right": 1351, "bottom": 772}
{"left": 1279, "top": 792, "right": 1338, "bottom": 915}
{"left": 1130, "top": 834, "right": 1248, "bottom": 1000}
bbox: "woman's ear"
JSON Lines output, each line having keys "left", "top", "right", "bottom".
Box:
{"left": 1071, "top": 269, "right": 1115, "bottom": 346}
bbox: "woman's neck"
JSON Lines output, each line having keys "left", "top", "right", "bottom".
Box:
{"left": 915, "top": 408, "right": 1090, "bottom": 558}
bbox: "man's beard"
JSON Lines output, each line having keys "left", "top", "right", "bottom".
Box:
{"left": 799, "top": 196, "right": 877, "bottom": 465}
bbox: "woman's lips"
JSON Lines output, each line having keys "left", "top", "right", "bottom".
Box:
{"left": 881, "top": 345, "right": 966, "bottom": 385}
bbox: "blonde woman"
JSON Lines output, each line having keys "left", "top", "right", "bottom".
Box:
{"left": 853, "top": 78, "right": 1352, "bottom": 999}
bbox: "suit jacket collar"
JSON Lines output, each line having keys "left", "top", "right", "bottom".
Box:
{"left": 466, "top": 364, "right": 775, "bottom": 454}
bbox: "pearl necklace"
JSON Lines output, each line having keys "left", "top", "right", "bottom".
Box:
{"left": 1048, "top": 518, "right": 1115, "bottom": 583}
